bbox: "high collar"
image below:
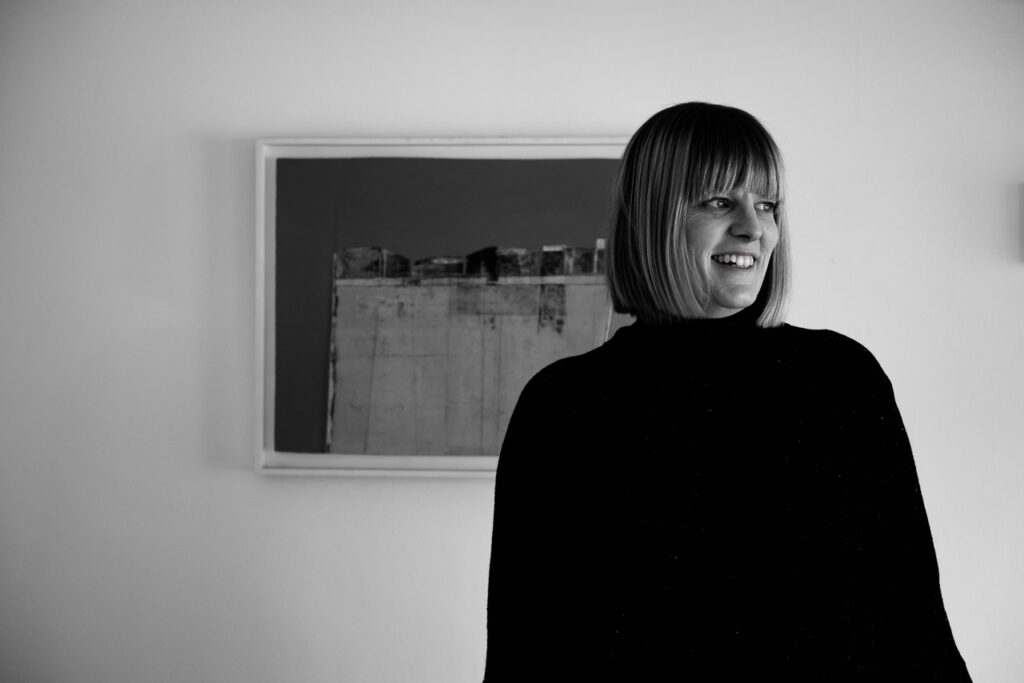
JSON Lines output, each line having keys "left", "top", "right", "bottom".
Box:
{"left": 633, "top": 303, "right": 760, "bottom": 333}
{"left": 608, "top": 305, "right": 769, "bottom": 355}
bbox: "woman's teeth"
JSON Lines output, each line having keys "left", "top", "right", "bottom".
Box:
{"left": 712, "top": 254, "right": 756, "bottom": 269}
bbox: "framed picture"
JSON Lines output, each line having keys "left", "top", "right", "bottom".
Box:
{"left": 256, "top": 138, "right": 630, "bottom": 475}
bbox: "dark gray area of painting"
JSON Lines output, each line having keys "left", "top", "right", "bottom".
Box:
{"left": 275, "top": 156, "right": 620, "bottom": 453}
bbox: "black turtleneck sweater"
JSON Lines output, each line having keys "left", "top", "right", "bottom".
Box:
{"left": 483, "top": 309, "right": 971, "bottom": 682}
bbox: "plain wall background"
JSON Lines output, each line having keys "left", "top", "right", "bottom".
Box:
{"left": 1, "top": 0, "right": 1021, "bottom": 681}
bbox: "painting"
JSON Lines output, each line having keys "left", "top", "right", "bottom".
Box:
{"left": 256, "top": 139, "right": 629, "bottom": 475}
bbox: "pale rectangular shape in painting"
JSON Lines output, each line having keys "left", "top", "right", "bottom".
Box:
{"left": 326, "top": 277, "right": 615, "bottom": 456}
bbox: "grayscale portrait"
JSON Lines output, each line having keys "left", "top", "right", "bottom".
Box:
{"left": 4, "top": 2, "right": 1020, "bottom": 682}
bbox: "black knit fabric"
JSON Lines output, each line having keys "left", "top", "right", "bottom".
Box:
{"left": 483, "top": 312, "right": 971, "bottom": 682}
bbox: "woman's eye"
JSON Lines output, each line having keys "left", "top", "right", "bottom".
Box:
{"left": 703, "top": 197, "right": 730, "bottom": 209}
{"left": 756, "top": 201, "right": 777, "bottom": 212}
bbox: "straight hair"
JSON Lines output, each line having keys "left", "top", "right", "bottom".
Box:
{"left": 607, "top": 102, "right": 791, "bottom": 327}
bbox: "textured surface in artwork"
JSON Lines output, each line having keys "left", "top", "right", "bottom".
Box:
{"left": 326, "top": 243, "right": 626, "bottom": 455}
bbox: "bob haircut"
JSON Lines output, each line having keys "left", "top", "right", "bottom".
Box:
{"left": 607, "top": 102, "right": 791, "bottom": 327}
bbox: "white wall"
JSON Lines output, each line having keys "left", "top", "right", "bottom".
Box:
{"left": 1, "top": 0, "right": 1021, "bottom": 680}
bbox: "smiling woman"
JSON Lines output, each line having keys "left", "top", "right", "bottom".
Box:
{"left": 686, "top": 187, "right": 779, "bottom": 318}
{"left": 483, "top": 102, "right": 973, "bottom": 682}
{"left": 607, "top": 103, "right": 790, "bottom": 326}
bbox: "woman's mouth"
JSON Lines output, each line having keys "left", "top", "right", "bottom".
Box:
{"left": 711, "top": 253, "right": 757, "bottom": 269}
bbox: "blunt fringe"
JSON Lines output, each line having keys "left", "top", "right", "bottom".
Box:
{"left": 607, "top": 102, "right": 791, "bottom": 327}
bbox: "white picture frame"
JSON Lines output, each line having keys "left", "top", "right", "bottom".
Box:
{"left": 256, "top": 138, "right": 627, "bottom": 476}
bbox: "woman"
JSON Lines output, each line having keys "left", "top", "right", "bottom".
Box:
{"left": 483, "top": 102, "right": 971, "bottom": 681}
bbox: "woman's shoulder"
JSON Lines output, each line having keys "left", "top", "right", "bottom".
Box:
{"left": 777, "top": 322, "right": 869, "bottom": 350}
{"left": 512, "top": 336, "right": 639, "bottom": 413}
{"left": 776, "top": 323, "right": 890, "bottom": 379}
{"left": 524, "top": 342, "right": 612, "bottom": 390}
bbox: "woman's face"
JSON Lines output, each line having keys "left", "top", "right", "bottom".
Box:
{"left": 683, "top": 186, "right": 780, "bottom": 318}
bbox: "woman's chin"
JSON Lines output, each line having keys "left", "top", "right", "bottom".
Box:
{"left": 703, "top": 289, "right": 759, "bottom": 317}
{"left": 701, "top": 303, "right": 751, "bottom": 318}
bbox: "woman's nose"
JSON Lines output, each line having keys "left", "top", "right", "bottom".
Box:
{"left": 729, "top": 203, "right": 763, "bottom": 240}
